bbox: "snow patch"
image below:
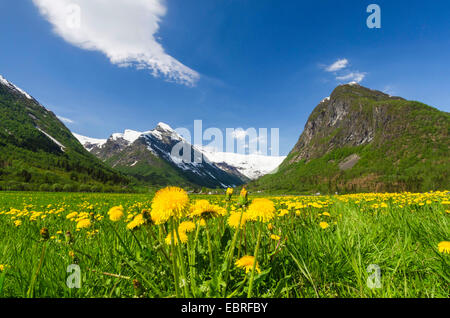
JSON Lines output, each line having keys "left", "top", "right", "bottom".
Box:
{"left": 112, "top": 129, "right": 143, "bottom": 144}
{"left": 200, "top": 147, "right": 286, "bottom": 180}
{"left": 73, "top": 133, "right": 107, "bottom": 148}
{"left": 37, "top": 128, "right": 66, "bottom": 152}
{"left": 156, "top": 122, "right": 174, "bottom": 132}
{"left": 321, "top": 96, "right": 330, "bottom": 103}
{"left": 0, "top": 75, "right": 33, "bottom": 99}
{"left": 130, "top": 161, "right": 139, "bottom": 167}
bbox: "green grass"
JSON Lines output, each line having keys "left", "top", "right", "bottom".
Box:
{"left": 0, "top": 191, "right": 448, "bottom": 298}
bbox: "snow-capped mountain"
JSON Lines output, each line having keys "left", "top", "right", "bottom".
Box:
{"left": 199, "top": 147, "right": 285, "bottom": 180}
{"left": 71, "top": 133, "right": 107, "bottom": 151}
{"left": 0, "top": 75, "right": 34, "bottom": 100}
{"left": 73, "top": 123, "right": 285, "bottom": 187}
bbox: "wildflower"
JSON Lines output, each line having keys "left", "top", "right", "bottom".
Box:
{"left": 126, "top": 214, "right": 145, "bottom": 230}
{"left": 267, "top": 223, "right": 273, "bottom": 230}
{"left": 151, "top": 187, "right": 189, "bottom": 224}
{"left": 238, "top": 188, "right": 248, "bottom": 206}
{"left": 14, "top": 220, "right": 22, "bottom": 227}
{"left": 228, "top": 212, "right": 247, "bottom": 229}
{"left": 108, "top": 206, "right": 124, "bottom": 222}
{"left": 165, "top": 232, "right": 188, "bottom": 245}
{"left": 199, "top": 218, "right": 206, "bottom": 227}
{"left": 0, "top": 264, "right": 8, "bottom": 272}
{"left": 270, "top": 234, "right": 281, "bottom": 241}
{"left": 438, "top": 241, "right": 450, "bottom": 254}
{"left": 40, "top": 227, "right": 50, "bottom": 240}
{"left": 190, "top": 200, "right": 226, "bottom": 219}
{"left": 322, "top": 212, "right": 331, "bottom": 217}
{"left": 178, "top": 221, "right": 196, "bottom": 233}
{"left": 246, "top": 198, "right": 275, "bottom": 223}
{"left": 66, "top": 212, "right": 78, "bottom": 220}
{"left": 235, "top": 256, "right": 261, "bottom": 274}
{"left": 76, "top": 218, "right": 91, "bottom": 229}
{"left": 319, "top": 222, "right": 329, "bottom": 229}
{"left": 226, "top": 188, "right": 233, "bottom": 201}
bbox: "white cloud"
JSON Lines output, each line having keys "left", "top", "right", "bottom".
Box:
{"left": 325, "top": 58, "right": 349, "bottom": 72}
{"left": 57, "top": 115, "right": 75, "bottom": 124}
{"left": 32, "top": 0, "right": 199, "bottom": 86}
{"left": 336, "top": 72, "right": 366, "bottom": 83}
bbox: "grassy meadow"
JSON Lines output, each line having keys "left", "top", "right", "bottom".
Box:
{"left": 0, "top": 189, "right": 449, "bottom": 298}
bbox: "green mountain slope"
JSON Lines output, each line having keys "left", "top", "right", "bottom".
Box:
{"left": 250, "top": 83, "right": 450, "bottom": 194}
{"left": 0, "top": 75, "right": 130, "bottom": 192}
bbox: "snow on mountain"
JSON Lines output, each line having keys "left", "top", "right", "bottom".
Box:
{"left": 200, "top": 147, "right": 286, "bottom": 180}
{"left": 37, "top": 127, "right": 66, "bottom": 152}
{"left": 73, "top": 122, "right": 286, "bottom": 182}
{"left": 73, "top": 132, "right": 107, "bottom": 150}
{"left": 0, "top": 75, "right": 33, "bottom": 100}
{"left": 111, "top": 129, "right": 143, "bottom": 144}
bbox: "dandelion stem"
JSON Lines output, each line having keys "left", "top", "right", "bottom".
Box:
{"left": 170, "top": 219, "right": 180, "bottom": 297}
{"left": 222, "top": 207, "right": 245, "bottom": 297}
{"left": 205, "top": 220, "right": 215, "bottom": 273}
{"left": 247, "top": 223, "right": 262, "bottom": 298}
{"left": 174, "top": 220, "right": 190, "bottom": 297}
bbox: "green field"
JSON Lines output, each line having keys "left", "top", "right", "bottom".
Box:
{"left": 0, "top": 190, "right": 448, "bottom": 298}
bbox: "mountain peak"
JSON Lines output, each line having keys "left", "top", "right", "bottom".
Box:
{"left": 0, "top": 74, "right": 34, "bottom": 100}
{"left": 156, "top": 122, "right": 174, "bottom": 132}
{"left": 329, "top": 82, "right": 402, "bottom": 102}
{"left": 111, "top": 129, "right": 142, "bottom": 144}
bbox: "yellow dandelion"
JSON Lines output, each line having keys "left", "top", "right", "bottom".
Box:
{"left": 438, "top": 241, "right": 450, "bottom": 254}
{"left": 108, "top": 206, "right": 124, "bottom": 222}
{"left": 228, "top": 212, "right": 247, "bottom": 229}
{"left": 165, "top": 231, "right": 188, "bottom": 245}
{"left": 190, "top": 200, "right": 226, "bottom": 218}
{"left": 126, "top": 214, "right": 145, "bottom": 230}
{"left": 270, "top": 234, "right": 281, "bottom": 241}
{"left": 235, "top": 256, "right": 261, "bottom": 274}
{"left": 14, "top": 220, "right": 22, "bottom": 227}
{"left": 246, "top": 198, "right": 275, "bottom": 223}
{"left": 322, "top": 212, "right": 331, "bottom": 217}
{"left": 151, "top": 187, "right": 189, "bottom": 224}
{"left": 66, "top": 212, "right": 78, "bottom": 219}
{"left": 76, "top": 218, "right": 91, "bottom": 229}
{"left": 319, "top": 221, "right": 329, "bottom": 229}
{"left": 0, "top": 264, "right": 8, "bottom": 272}
{"left": 178, "top": 221, "right": 196, "bottom": 233}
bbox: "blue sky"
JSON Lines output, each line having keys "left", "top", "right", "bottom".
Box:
{"left": 1, "top": 0, "right": 449, "bottom": 155}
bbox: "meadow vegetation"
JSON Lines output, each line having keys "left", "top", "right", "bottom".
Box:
{"left": 0, "top": 188, "right": 448, "bottom": 298}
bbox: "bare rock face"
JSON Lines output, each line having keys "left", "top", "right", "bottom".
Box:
{"left": 289, "top": 83, "right": 404, "bottom": 163}
{"left": 339, "top": 154, "right": 361, "bottom": 171}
